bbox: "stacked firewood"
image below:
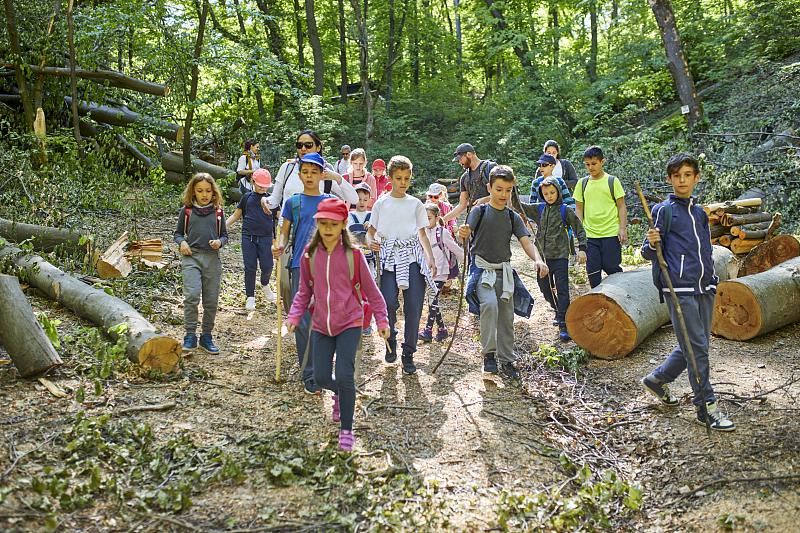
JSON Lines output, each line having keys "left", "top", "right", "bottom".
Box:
{"left": 705, "top": 199, "right": 781, "bottom": 254}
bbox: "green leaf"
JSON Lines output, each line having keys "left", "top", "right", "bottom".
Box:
{"left": 76, "top": 386, "right": 85, "bottom": 404}
{"left": 93, "top": 379, "right": 103, "bottom": 397}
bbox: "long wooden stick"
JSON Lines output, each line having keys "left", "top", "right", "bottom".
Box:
{"left": 634, "top": 181, "right": 711, "bottom": 437}
{"left": 275, "top": 254, "right": 282, "bottom": 380}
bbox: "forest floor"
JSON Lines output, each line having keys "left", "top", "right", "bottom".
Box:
{"left": 1, "top": 212, "right": 800, "bottom": 533}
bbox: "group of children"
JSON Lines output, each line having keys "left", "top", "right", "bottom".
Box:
{"left": 173, "top": 143, "right": 734, "bottom": 453}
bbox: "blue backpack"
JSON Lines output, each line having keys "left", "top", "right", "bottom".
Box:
{"left": 651, "top": 200, "right": 673, "bottom": 303}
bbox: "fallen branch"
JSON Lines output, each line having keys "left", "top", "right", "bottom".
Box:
{"left": 0, "top": 217, "right": 87, "bottom": 254}
{"left": 670, "top": 473, "right": 800, "bottom": 506}
{"left": 4, "top": 64, "right": 168, "bottom": 96}
{"left": 117, "top": 401, "right": 176, "bottom": 415}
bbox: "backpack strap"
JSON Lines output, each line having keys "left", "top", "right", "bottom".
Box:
{"left": 608, "top": 175, "right": 616, "bottom": 201}
{"left": 290, "top": 193, "right": 302, "bottom": 250}
{"left": 652, "top": 200, "right": 673, "bottom": 303}
{"left": 560, "top": 204, "right": 568, "bottom": 228}
{"left": 183, "top": 206, "right": 192, "bottom": 236}
{"left": 580, "top": 175, "right": 617, "bottom": 202}
{"left": 240, "top": 191, "right": 252, "bottom": 218}
{"left": 472, "top": 204, "right": 488, "bottom": 236}
{"left": 349, "top": 212, "right": 359, "bottom": 226}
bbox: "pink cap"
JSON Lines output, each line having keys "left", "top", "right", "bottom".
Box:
{"left": 312, "top": 198, "right": 349, "bottom": 222}
{"left": 252, "top": 168, "right": 272, "bottom": 188}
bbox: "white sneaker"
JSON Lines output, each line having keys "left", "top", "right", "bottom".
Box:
{"left": 245, "top": 296, "right": 256, "bottom": 310}
{"left": 696, "top": 401, "right": 735, "bottom": 431}
{"left": 262, "top": 283, "right": 276, "bottom": 302}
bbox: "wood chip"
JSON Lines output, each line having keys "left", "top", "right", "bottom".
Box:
{"left": 37, "top": 377, "right": 68, "bottom": 398}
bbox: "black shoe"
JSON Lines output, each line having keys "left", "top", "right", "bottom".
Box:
{"left": 500, "top": 362, "right": 519, "bottom": 380}
{"left": 304, "top": 381, "right": 323, "bottom": 395}
{"left": 198, "top": 334, "right": 219, "bottom": 354}
{"left": 384, "top": 339, "right": 397, "bottom": 363}
{"left": 483, "top": 353, "right": 499, "bottom": 374}
{"left": 559, "top": 323, "right": 571, "bottom": 342}
{"left": 401, "top": 355, "right": 416, "bottom": 374}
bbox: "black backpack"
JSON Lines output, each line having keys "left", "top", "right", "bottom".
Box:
{"left": 466, "top": 159, "right": 497, "bottom": 199}
{"left": 651, "top": 200, "right": 673, "bottom": 303}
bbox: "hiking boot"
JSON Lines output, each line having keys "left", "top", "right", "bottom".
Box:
{"left": 338, "top": 430, "right": 356, "bottom": 451}
{"left": 483, "top": 353, "right": 499, "bottom": 374}
{"left": 332, "top": 395, "right": 341, "bottom": 423}
{"left": 500, "top": 362, "right": 520, "bottom": 380}
{"left": 696, "top": 402, "right": 735, "bottom": 431}
{"left": 181, "top": 333, "right": 197, "bottom": 353}
{"left": 245, "top": 296, "right": 256, "bottom": 310}
{"left": 418, "top": 327, "right": 433, "bottom": 343}
{"left": 559, "top": 323, "right": 571, "bottom": 342}
{"left": 304, "top": 381, "right": 323, "bottom": 395}
{"left": 641, "top": 375, "right": 679, "bottom": 407}
{"left": 552, "top": 312, "right": 559, "bottom": 326}
{"left": 362, "top": 326, "right": 372, "bottom": 336}
{"left": 262, "top": 283, "right": 276, "bottom": 302}
{"left": 384, "top": 339, "right": 397, "bottom": 363}
{"left": 435, "top": 328, "right": 449, "bottom": 342}
{"left": 401, "top": 355, "right": 417, "bottom": 375}
{"left": 198, "top": 334, "right": 219, "bottom": 354}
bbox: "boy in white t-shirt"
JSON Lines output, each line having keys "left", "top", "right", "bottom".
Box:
{"left": 367, "top": 156, "right": 438, "bottom": 374}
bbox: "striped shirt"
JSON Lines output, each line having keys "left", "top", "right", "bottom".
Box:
{"left": 380, "top": 238, "right": 436, "bottom": 292}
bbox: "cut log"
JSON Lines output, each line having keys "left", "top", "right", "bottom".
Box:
{"left": 710, "top": 224, "right": 731, "bottom": 239}
{"left": 712, "top": 256, "right": 800, "bottom": 341}
{"left": 765, "top": 212, "right": 781, "bottom": 239}
{"left": 95, "top": 232, "right": 131, "bottom": 279}
{"left": 715, "top": 205, "right": 758, "bottom": 216}
{"left": 161, "top": 151, "right": 235, "bottom": 182}
{"left": 0, "top": 244, "right": 181, "bottom": 372}
{"left": 718, "top": 235, "right": 732, "bottom": 247}
{"left": 738, "top": 234, "right": 800, "bottom": 277}
{"left": 126, "top": 238, "right": 162, "bottom": 263}
{"left": 65, "top": 97, "right": 183, "bottom": 142}
{"left": 116, "top": 133, "right": 154, "bottom": 169}
{"left": 565, "top": 246, "right": 737, "bottom": 360}
{"left": 736, "top": 229, "right": 768, "bottom": 240}
{"left": 705, "top": 198, "right": 761, "bottom": 211}
{"left": 0, "top": 217, "right": 86, "bottom": 254}
{"left": 730, "top": 238, "right": 764, "bottom": 255}
{"left": 0, "top": 274, "right": 62, "bottom": 377}
{"left": 709, "top": 214, "right": 720, "bottom": 226}
{"left": 722, "top": 212, "right": 773, "bottom": 226}
{"left": 164, "top": 171, "right": 186, "bottom": 184}
{"left": 730, "top": 221, "right": 771, "bottom": 237}
{"left": 10, "top": 65, "right": 169, "bottom": 96}
{"left": 710, "top": 238, "right": 719, "bottom": 245}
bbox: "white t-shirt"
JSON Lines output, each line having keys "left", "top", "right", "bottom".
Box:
{"left": 333, "top": 158, "right": 351, "bottom": 176}
{"left": 266, "top": 160, "right": 357, "bottom": 210}
{"left": 371, "top": 194, "right": 428, "bottom": 241}
{"left": 350, "top": 210, "right": 369, "bottom": 225}
{"left": 237, "top": 152, "right": 261, "bottom": 173}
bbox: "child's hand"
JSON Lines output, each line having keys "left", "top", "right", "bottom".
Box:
{"left": 286, "top": 322, "right": 296, "bottom": 334}
{"left": 646, "top": 228, "right": 660, "bottom": 246}
{"left": 457, "top": 225, "right": 472, "bottom": 241}
{"left": 180, "top": 242, "right": 192, "bottom": 256}
{"left": 428, "top": 261, "right": 438, "bottom": 278}
{"left": 325, "top": 169, "right": 343, "bottom": 184}
{"left": 536, "top": 261, "right": 549, "bottom": 278}
{"left": 378, "top": 328, "right": 391, "bottom": 339}
{"left": 272, "top": 244, "right": 284, "bottom": 259}
{"left": 369, "top": 239, "right": 380, "bottom": 252}
{"left": 209, "top": 239, "right": 221, "bottom": 249}
{"left": 261, "top": 196, "right": 271, "bottom": 213}
{"left": 618, "top": 227, "right": 628, "bottom": 245}
{"left": 577, "top": 251, "right": 587, "bottom": 264}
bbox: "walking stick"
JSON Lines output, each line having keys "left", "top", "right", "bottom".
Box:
{"left": 275, "top": 253, "right": 283, "bottom": 381}
{"left": 634, "top": 181, "right": 711, "bottom": 437}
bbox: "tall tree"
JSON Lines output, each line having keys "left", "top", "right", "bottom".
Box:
{"left": 4, "top": 0, "right": 35, "bottom": 131}
{"left": 550, "top": 3, "right": 559, "bottom": 68}
{"left": 350, "top": 0, "right": 374, "bottom": 143}
{"left": 338, "top": 0, "right": 348, "bottom": 104}
{"left": 184, "top": 0, "right": 209, "bottom": 177}
{"left": 255, "top": 0, "right": 300, "bottom": 118}
{"left": 305, "top": 0, "right": 323, "bottom": 95}
{"left": 67, "top": 0, "right": 83, "bottom": 158}
{"left": 455, "top": 0, "right": 462, "bottom": 85}
{"left": 294, "top": 0, "right": 305, "bottom": 70}
{"left": 385, "top": 0, "right": 408, "bottom": 110}
{"left": 587, "top": 0, "right": 598, "bottom": 83}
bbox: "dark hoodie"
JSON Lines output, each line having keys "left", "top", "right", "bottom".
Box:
{"left": 513, "top": 177, "right": 587, "bottom": 260}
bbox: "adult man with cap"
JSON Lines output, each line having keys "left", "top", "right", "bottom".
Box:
{"left": 333, "top": 145, "right": 352, "bottom": 175}
{"left": 442, "top": 143, "right": 496, "bottom": 223}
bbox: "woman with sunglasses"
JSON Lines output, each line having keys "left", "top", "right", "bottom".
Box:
{"left": 530, "top": 140, "right": 579, "bottom": 200}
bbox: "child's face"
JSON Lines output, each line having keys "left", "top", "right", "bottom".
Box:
{"left": 584, "top": 156, "right": 605, "bottom": 178}
{"left": 426, "top": 192, "right": 441, "bottom": 204}
{"left": 667, "top": 164, "right": 700, "bottom": 198}
{"left": 388, "top": 168, "right": 412, "bottom": 196}
{"left": 253, "top": 183, "right": 268, "bottom": 194}
{"left": 193, "top": 180, "right": 215, "bottom": 206}
{"left": 426, "top": 211, "right": 437, "bottom": 229}
{"left": 373, "top": 166, "right": 385, "bottom": 178}
{"left": 318, "top": 219, "right": 344, "bottom": 249}
{"left": 299, "top": 163, "right": 324, "bottom": 191}
{"left": 487, "top": 178, "right": 514, "bottom": 208}
{"left": 351, "top": 157, "right": 366, "bottom": 173}
{"left": 356, "top": 191, "right": 370, "bottom": 211}
{"left": 539, "top": 162, "right": 554, "bottom": 178}
{"left": 541, "top": 184, "right": 559, "bottom": 204}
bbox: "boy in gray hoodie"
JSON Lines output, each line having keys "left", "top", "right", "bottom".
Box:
{"left": 513, "top": 177, "right": 587, "bottom": 340}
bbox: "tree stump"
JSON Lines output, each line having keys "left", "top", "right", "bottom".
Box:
{"left": 738, "top": 234, "right": 800, "bottom": 277}
{"left": 95, "top": 232, "right": 131, "bottom": 279}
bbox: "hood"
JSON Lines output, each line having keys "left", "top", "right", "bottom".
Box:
{"left": 537, "top": 177, "right": 563, "bottom": 206}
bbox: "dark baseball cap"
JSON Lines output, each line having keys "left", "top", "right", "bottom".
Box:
{"left": 535, "top": 154, "right": 557, "bottom": 166}
{"left": 452, "top": 143, "right": 475, "bottom": 162}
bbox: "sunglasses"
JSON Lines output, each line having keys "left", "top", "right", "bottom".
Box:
{"left": 341, "top": 152, "right": 351, "bottom": 156}
{"left": 539, "top": 163, "right": 552, "bottom": 168}
{"left": 296, "top": 141, "right": 316, "bottom": 150}
{"left": 427, "top": 194, "right": 440, "bottom": 198}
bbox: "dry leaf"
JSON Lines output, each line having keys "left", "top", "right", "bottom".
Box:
{"left": 38, "top": 377, "right": 69, "bottom": 398}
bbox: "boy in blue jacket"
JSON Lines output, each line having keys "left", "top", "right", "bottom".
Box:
{"left": 640, "top": 153, "right": 734, "bottom": 431}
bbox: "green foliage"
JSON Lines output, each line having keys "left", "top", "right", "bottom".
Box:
{"left": 531, "top": 345, "right": 590, "bottom": 378}
{"left": 36, "top": 312, "right": 62, "bottom": 348}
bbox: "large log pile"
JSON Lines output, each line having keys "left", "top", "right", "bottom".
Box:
{"left": 704, "top": 199, "right": 783, "bottom": 254}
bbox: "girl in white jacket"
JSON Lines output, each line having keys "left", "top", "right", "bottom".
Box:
{"left": 419, "top": 203, "right": 464, "bottom": 343}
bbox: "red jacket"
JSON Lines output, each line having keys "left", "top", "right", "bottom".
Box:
{"left": 287, "top": 240, "right": 389, "bottom": 336}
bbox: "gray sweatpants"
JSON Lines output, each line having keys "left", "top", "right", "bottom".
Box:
{"left": 182, "top": 249, "right": 222, "bottom": 335}
{"left": 476, "top": 273, "right": 516, "bottom": 363}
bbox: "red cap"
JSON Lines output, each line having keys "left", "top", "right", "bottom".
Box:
{"left": 372, "top": 158, "right": 386, "bottom": 169}
{"left": 313, "top": 198, "right": 349, "bottom": 222}
{"left": 252, "top": 168, "right": 272, "bottom": 187}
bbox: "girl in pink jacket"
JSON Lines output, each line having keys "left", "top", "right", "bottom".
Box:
{"left": 286, "top": 198, "right": 390, "bottom": 451}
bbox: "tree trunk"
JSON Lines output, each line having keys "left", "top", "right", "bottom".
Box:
{"left": 386, "top": 0, "right": 396, "bottom": 109}
{"left": 722, "top": 212, "right": 773, "bottom": 226}
{"left": 713, "top": 256, "right": 800, "bottom": 341}
{"left": 648, "top": 0, "right": 703, "bottom": 128}
{"left": 550, "top": 4, "right": 559, "bottom": 68}
{"left": 3, "top": 0, "right": 35, "bottom": 130}
{"left": 0, "top": 217, "right": 87, "bottom": 254}
{"left": 716, "top": 205, "right": 758, "bottom": 216}
{"left": 64, "top": 98, "right": 183, "bottom": 142}
{"left": 23, "top": 65, "right": 169, "bottom": 97}
{"left": 68, "top": 0, "right": 83, "bottom": 159}
{"left": 305, "top": 0, "right": 324, "bottom": 96}
{"left": 565, "top": 246, "right": 737, "bottom": 360}
{"left": 184, "top": 0, "right": 208, "bottom": 178}
{"left": 730, "top": 221, "right": 771, "bottom": 237}
{"left": 338, "top": 0, "right": 348, "bottom": 104}
{"left": 350, "top": 0, "right": 374, "bottom": 145}
{"left": 294, "top": 0, "right": 305, "bottom": 71}
{"left": 710, "top": 224, "right": 730, "bottom": 239}
{"left": 0, "top": 245, "right": 181, "bottom": 371}
{"left": 33, "top": 0, "right": 61, "bottom": 111}
{"left": 0, "top": 274, "right": 62, "bottom": 377}
{"left": 161, "top": 151, "right": 235, "bottom": 182}
{"left": 738, "top": 234, "right": 799, "bottom": 277}
{"left": 587, "top": 0, "right": 598, "bottom": 83}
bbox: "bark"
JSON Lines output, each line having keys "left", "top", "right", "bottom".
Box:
{"left": 386, "top": 0, "right": 396, "bottom": 108}
{"left": 715, "top": 205, "right": 758, "bottom": 216}
{"left": 0, "top": 275, "right": 62, "bottom": 377}
{"left": 116, "top": 132, "right": 154, "bottom": 169}
{"left": 710, "top": 224, "right": 730, "bottom": 239}
{"left": 229, "top": 116, "right": 246, "bottom": 134}
{"left": 730, "top": 221, "right": 772, "bottom": 237}
{"left": 164, "top": 170, "right": 186, "bottom": 184}
{"left": 565, "top": 246, "right": 737, "bottom": 360}
{"left": 738, "top": 234, "right": 799, "bottom": 277}
{"left": 713, "top": 256, "right": 800, "bottom": 341}
{"left": 184, "top": 1, "right": 209, "bottom": 178}
{"left": 587, "top": 0, "right": 598, "bottom": 83}
{"left": 648, "top": 0, "right": 703, "bottom": 128}
{"left": 95, "top": 231, "right": 132, "bottom": 279}
{"left": 0, "top": 244, "right": 181, "bottom": 371}
{"left": 704, "top": 198, "right": 761, "bottom": 213}
{"left": 455, "top": 0, "right": 462, "bottom": 83}
{"left": 161, "top": 151, "right": 235, "bottom": 182}
{"left": 0, "top": 217, "right": 86, "bottom": 254}
{"left": 305, "top": 0, "right": 323, "bottom": 95}
{"left": 338, "top": 0, "right": 348, "bottom": 104}
{"left": 254, "top": 0, "right": 300, "bottom": 119}
{"left": 294, "top": 0, "right": 305, "bottom": 71}
{"left": 3, "top": 0, "right": 35, "bottom": 130}
{"left": 350, "top": 0, "right": 374, "bottom": 144}
{"left": 722, "top": 212, "right": 773, "bottom": 227}
{"left": 550, "top": 4, "right": 559, "bottom": 68}
{"left": 16, "top": 65, "right": 169, "bottom": 96}
{"left": 33, "top": 0, "right": 61, "bottom": 111}
{"left": 64, "top": 98, "right": 184, "bottom": 142}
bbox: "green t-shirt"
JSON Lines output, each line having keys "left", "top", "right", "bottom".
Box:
{"left": 573, "top": 173, "right": 625, "bottom": 238}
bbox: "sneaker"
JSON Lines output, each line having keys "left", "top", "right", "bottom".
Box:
{"left": 641, "top": 375, "right": 679, "bottom": 407}
{"left": 362, "top": 326, "right": 372, "bottom": 336}
{"left": 262, "top": 283, "right": 276, "bottom": 302}
{"left": 338, "top": 430, "right": 355, "bottom": 451}
{"left": 245, "top": 296, "right": 256, "bottom": 310}
{"left": 696, "top": 402, "right": 735, "bottom": 431}
{"left": 483, "top": 353, "right": 499, "bottom": 374}
{"left": 552, "top": 312, "right": 558, "bottom": 326}
{"left": 198, "top": 334, "right": 219, "bottom": 354}
{"left": 500, "top": 362, "right": 520, "bottom": 380}
{"left": 418, "top": 327, "right": 433, "bottom": 343}
{"left": 401, "top": 355, "right": 417, "bottom": 375}
{"left": 181, "top": 333, "right": 197, "bottom": 353}
{"left": 435, "top": 328, "right": 449, "bottom": 342}
{"left": 304, "top": 381, "right": 323, "bottom": 395}
{"left": 332, "top": 395, "right": 340, "bottom": 423}
{"left": 559, "top": 323, "right": 571, "bottom": 342}
{"left": 384, "top": 339, "right": 397, "bottom": 363}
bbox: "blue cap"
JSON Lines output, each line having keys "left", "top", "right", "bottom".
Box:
{"left": 300, "top": 152, "right": 325, "bottom": 170}
{"left": 535, "top": 154, "right": 557, "bottom": 166}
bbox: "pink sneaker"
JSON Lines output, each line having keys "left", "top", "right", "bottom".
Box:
{"left": 332, "top": 395, "right": 340, "bottom": 422}
{"left": 338, "top": 430, "right": 355, "bottom": 451}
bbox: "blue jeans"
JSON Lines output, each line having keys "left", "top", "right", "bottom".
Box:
{"left": 380, "top": 262, "right": 426, "bottom": 356}
{"left": 586, "top": 236, "right": 622, "bottom": 288}
{"left": 291, "top": 267, "right": 314, "bottom": 383}
{"left": 652, "top": 293, "right": 716, "bottom": 408}
{"left": 241, "top": 234, "right": 273, "bottom": 297}
{"left": 313, "top": 327, "right": 360, "bottom": 431}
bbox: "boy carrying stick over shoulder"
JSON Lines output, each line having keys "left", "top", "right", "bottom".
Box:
{"left": 458, "top": 165, "right": 548, "bottom": 378}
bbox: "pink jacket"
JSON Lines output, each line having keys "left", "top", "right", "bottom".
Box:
{"left": 344, "top": 171, "right": 378, "bottom": 209}
{"left": 287, "top": 240, "right": 389, "bottom": 337}
{"left": 424, "top": 226, "right": 464, "bottom": 282}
